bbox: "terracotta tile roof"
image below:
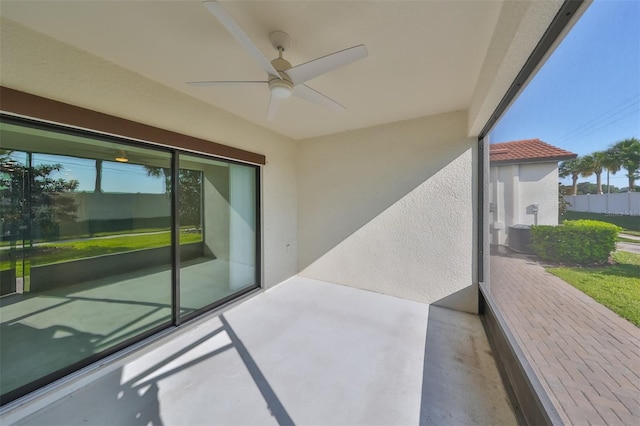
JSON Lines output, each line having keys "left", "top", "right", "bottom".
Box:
{"left": 490, "top": 138, "right": 577, "bottom": 164}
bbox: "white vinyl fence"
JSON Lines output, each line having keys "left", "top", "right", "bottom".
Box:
{"left": 564, "top": 192, "right": 640, "bottom": 216}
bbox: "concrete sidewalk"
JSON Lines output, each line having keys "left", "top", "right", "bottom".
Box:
{"left": 489, "top": 250, "right": 640, "bottom": 425}
{"left": 617, "top": 242, "right": 640, "bottom": 254}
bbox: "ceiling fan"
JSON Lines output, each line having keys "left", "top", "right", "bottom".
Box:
{"left": 188, "top": 1, "right": 368, "bottom": 121}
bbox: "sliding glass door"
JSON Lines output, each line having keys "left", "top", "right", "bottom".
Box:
{"left": 0, "top": 118, "right": 260, "bottom": 404}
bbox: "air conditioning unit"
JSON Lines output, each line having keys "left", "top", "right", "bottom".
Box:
{"left": 509, "top": 224, "right": 534, "bottom": 253}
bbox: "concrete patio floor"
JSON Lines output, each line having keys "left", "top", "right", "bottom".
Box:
{"left": 489, "top": 248, "right": 640, "bottom": 425}
{"left": 6, "top": 277, "right": 517, "bottom": 425}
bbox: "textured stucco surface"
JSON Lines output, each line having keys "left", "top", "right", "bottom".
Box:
{"left": 0, "top": 18, "right": 298, "bottom": 289}
{"left": 298, "top": 111, "right": 478, "bottom": 312}
{"left": 512, "top": 163, "right": 559, "bottom": 227}
{"left": 489, "top": 163, "right": 559, "bottom": 245}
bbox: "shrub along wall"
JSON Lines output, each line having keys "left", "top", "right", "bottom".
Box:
{"left": 531, "top": 220, "right": 621, "bottom": 265}
{"left": 563, "top": 211, "right": 640, "bottom": 232}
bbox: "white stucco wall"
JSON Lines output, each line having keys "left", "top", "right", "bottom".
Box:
{"left": 297, "top": 111, "right": 478, "bottom": 313}
{"left": 518, "top": 163, "right": 559, "bottom": 226}
{"left": 0, "top": 18, "right": 298, "bottom": 289}
{"left": 489, "top": 162, "right": 558, "bottom": 245}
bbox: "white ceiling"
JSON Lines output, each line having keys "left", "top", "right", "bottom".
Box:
{"left": 1, "top": 0, "right": 504, "bottom": 140}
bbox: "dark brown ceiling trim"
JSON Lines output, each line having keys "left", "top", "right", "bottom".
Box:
{"left": 0, "top": 86, "right": 266, "bottom": 165}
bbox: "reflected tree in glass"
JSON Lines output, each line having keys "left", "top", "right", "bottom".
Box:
{"left": 145, "top": 165, "right": 203, "bottom": 230}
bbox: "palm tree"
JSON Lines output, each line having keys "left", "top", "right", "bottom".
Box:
{"left": 559, "top": 158, "right": 583, "bottom": 195}
{"left": 580, "top": 152, "right": 607, "bottom": 194}
{"left": 94, "top": 160, "right": 103, "bottom": 193}
{"left": 608, "top": 138, "right": 640, "bottom": 191}
{"left": 602, "top": 148, "right": 622, "bottom": 194}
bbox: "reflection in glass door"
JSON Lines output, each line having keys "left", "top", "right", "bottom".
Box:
{"left": 0, "top": 121, "right": 173, "bottom": 399}
{"left": 0, "top": 150, "right": 30, "bottom": 296}
{"left": 178, "top": 155, "right": 258, "bottom": 317}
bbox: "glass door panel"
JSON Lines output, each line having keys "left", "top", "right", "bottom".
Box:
{"left": 178, "top": 155, "right": 258, "bottom": 317}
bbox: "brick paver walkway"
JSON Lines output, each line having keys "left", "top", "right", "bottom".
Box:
{"left": 489, "top": 250, "right": 640, "bottom": 425}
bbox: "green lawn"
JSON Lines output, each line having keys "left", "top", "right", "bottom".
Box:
{"left": 0, "top": 231, "right": 202, "bottom": 276}
{"left": 547, "top": 251, "right": 640, "bottom": 327}
{"left": 0, "top": 226, "right": 197, "bottom": 247}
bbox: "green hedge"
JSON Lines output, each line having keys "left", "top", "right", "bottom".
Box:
{"left": 562, "top": 211, "right": 640, "bottom": 232}
{"left": 531, "top": 220, "right": 621, "bottom": 265}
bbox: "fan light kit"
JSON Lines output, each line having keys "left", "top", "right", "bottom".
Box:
{"left": 114, "top": 150, "right": 129, "bottom": 163}
{"left": 269, "top": 79, "right": 292, "bottom": 99}
{"left": 189, "top": 1, "right": 368, "bottom": 121}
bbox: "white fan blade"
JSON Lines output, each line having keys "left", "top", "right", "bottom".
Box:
{"left": 187, "top": 80, "right": 267, "bottom": 86}
{"left": 266, "top": 94, "right": 282, "bottom": 121}
{"left": 203, "top": 1, "right": 281, "bottom": 78}
{"left": 293, "top": 84, "right": 346, "bottom": 111}
{"left": 286, "top": 45, "right": 368, "bottom": 86}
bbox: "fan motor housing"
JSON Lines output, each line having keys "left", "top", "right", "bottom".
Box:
{"left": 271, "top": 57, "right": 292, "bottom": 72}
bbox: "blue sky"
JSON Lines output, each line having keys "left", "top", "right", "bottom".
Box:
{"left": 490, "top": 0, "right": 640, "bottom": 188}
{"left": 35, "top": 155, "right": 165, "bottom": 193}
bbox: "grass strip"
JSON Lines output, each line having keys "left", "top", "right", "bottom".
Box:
{"left": 546, "top": 251, "right": 640, "bottom": 327}
{"left": 0, "top": 226, "right": 201, "bottom": 247}
{"left": 0, "top": 231, "right": 202, "bottom": 276}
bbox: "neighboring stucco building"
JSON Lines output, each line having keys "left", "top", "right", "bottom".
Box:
{"left": 489, "top": 139, "right": 577, "bottom": 246}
